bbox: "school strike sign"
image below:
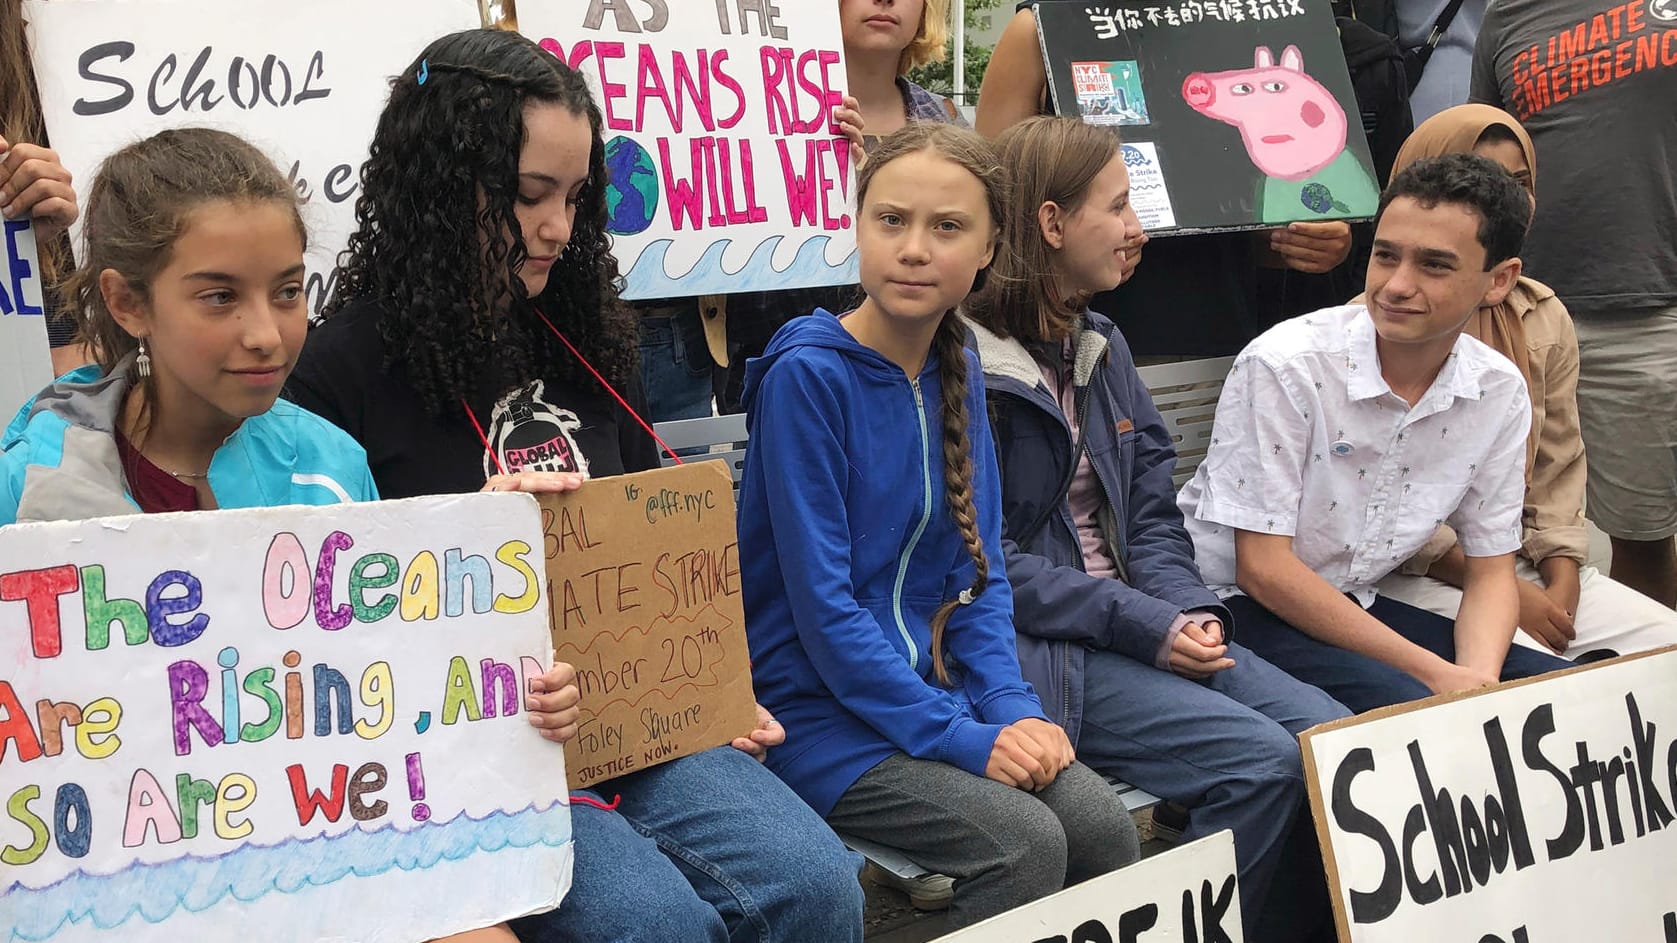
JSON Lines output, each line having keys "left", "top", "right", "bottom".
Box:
{"left": 517, "top": 0, "right": 859, "bottom": 299}
{"left": 539, "top": 461, "right": 757, "bottom": 788}
{"left": 0, "top": 495, "right": 572, "bottom": 942}
{"left": 23, "top": 0, "right": 482, "bottom": 317}
{"left": 932, "top": 831, "right": 1243, "bottom": 942}
{"left": 1301, "top": 648, "right": 1677, "bottom": 943}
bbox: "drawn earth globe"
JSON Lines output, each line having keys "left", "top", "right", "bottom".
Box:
{"left": 604, "top": 135, "right": 660, "bottom": 236}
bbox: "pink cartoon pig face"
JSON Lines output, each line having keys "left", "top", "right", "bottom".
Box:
{"left": 1182, "top": 45, "right": 1348, "bottom": 181}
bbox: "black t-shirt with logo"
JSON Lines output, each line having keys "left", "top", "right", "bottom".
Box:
{"left": 286, "top": 297, "right": 660, "bottom": 499}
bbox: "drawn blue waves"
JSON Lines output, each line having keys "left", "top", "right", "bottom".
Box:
{"left": 622, "top": 235, "right": 859, "bottom": 297}
{"left": 6, "top": 803, "right": 571, "bottom": 941}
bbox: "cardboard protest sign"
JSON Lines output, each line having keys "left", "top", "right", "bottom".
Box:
{"left": 0, "top": 217, "right": 52, "bottom": 418}
{"left": 1301, "top": 648, "right": 1677, "bottom": 943}
{"left": 932, "top": 831, "right": 1243, "bottom": 942}
{"left": 0, "top": 495, "right": 572, "bottom": 942}
{"left": 540, "top": 460, "right": 757, "bottom": 789}
{"left": 516, "top": 0, "right": 859, "bottom": 299}
{"left": 22, "top": 0, "right": 482, "bottom": 317}
{"left": 1033, "top": 1, "right": 1380, "bottom": 233}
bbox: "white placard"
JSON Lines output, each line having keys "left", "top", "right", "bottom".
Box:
{"left": 1120, "top": 141, "right": 1177, "bottom": 231}
{"left": 933, "top": 831, "right": 1244, "bottom": 942}
{"left": 516, "top": 0, "right": 859, "bottom": 299}
{"left": 23, "top": 0, "right": 483, "bottom": 316}
{"left": 1301, "top": 648, "right": 1677, "bottom": 943}
{"left": 0, "top": 217, "right": 52, "bottom": 418}
{"left": 0, "top": 494, "right": 572, "bottom": 942}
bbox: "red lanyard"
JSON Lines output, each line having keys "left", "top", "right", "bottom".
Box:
{"left": 460, "top": 305, "right": 685, "bottom": 473}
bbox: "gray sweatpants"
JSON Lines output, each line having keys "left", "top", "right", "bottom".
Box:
{"left": 826, "top": 753, "right": 1140, "bottom": 928}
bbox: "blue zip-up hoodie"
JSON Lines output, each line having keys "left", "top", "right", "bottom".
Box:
{"left": 966, "top": 312, "right": 1228, "bottom": 744}
{"left": 2, "top": 358, "right": 377, "bottom": 524}
{"left": 739, "top": 310, "right": 1047, "bottom": 816}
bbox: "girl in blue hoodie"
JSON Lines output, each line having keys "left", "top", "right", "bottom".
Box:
{"left": 739, "top": 122, "right": 1139, "bottom": 928}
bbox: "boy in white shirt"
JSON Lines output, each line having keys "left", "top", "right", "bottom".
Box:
{"left": 1178, "top": 153, "right": 1571, "bottom": 713}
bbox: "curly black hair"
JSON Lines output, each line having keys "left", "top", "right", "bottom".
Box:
{"left": 324, "top": 28, "right": 636, "bottom": 417}
{"left": 1378, "top": 153, "right": 1532, "bottom": 269}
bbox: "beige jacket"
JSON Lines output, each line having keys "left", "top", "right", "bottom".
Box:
{"left": 1358, "top": 278, "right": 1590, "bottom": 572}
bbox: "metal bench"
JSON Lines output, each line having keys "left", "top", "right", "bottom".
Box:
{"left": 653, "top": 412, "right": 748, "bottom": 484}
{"left": 1135, "top": 356, "right": 1237, "bottom": 489}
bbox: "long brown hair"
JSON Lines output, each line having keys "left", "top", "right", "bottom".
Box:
{"left": 59, "top": 129, "right": 304, "bottom": 440}
{"left": 2, "top": 0, "right": 66, "bottom": 286}
{"left": 856, "top": 123, "right": 1008, "bottom": 685}
{"left": 966, "top": 116, "right": 1121, "bottom": 344}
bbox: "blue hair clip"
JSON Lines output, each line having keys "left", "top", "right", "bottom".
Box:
{"left": 417, "top": 59, "right": 430, "bottom": 85}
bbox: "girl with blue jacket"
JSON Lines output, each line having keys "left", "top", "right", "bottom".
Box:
{"left": 961, "top": 117, "right": 1349, "bottom": 943}
{"left": 739, "top": 122, "right": 1139, "bottom": 929}
{"left": 0, "top": 128, "right": 375, "bottom": 522}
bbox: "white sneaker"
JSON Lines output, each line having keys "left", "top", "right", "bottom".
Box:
{"left": 863, "top": 862, "right": 954, "bottom": 911}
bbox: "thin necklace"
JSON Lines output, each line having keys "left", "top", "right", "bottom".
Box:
{"left": 136, "top": 447, "right": 211, "bottom": 481}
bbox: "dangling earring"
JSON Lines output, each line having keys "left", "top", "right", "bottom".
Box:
{"left": 135, "top": 338, "right": 152, "bottom": 379}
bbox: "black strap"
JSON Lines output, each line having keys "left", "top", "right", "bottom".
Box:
{"left": 1409, "top": 0, "right": 1467, "bottom": 74}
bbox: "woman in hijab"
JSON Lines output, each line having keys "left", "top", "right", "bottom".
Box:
{"left": 1370, "top": 103, "right": 1677, "bottom": 662}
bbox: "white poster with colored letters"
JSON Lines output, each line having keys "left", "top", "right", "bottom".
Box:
{"left": 22, "top": 0, "right": 484, "bottom": 317}
{"left": 516, "top": 0, "right": 859, "bottom": 299}
{"left": 0, "top": 494, "right": 571, "bottom": 942}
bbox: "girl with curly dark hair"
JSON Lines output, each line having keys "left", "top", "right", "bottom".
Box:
{"left": 287, "top": 28, "right": 863, "bottom": 943}
{"left": 290, "top": 28, "right": 644, "bottom": 494}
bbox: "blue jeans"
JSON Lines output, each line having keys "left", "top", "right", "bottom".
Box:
{"left": 1074, "top": 644, "right": 1349, "bottom": 943}
{"left": 509, "top": 747, "right": 863, "bottom": 943}
{"left": 1223, "top": 594, "right": 1574, "bottom": 714}
{"left": 639, "top": 308, "right": 714, "bottom": 424}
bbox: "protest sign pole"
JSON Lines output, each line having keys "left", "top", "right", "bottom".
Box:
{"left": 954, "top": 0, "right": 966, "bottom": 104}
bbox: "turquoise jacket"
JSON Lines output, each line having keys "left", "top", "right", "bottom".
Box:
{"left": 1, "top": 358, "right": 377, "bottom": 525}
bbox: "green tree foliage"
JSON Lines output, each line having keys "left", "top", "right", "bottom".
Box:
{"left": 906, "top": 0, "right": 1004, "bottom": 105}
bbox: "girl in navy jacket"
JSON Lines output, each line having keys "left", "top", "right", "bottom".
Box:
{"left": 963, "top": 117, "right": 1349, "bottom": 943}
{"left": 739, "top": 122, "right": 1138, "bottom": 928}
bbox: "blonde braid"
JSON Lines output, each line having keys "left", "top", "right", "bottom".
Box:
{"left": 928, "top": 314, "right": 989, "bottom": 686}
